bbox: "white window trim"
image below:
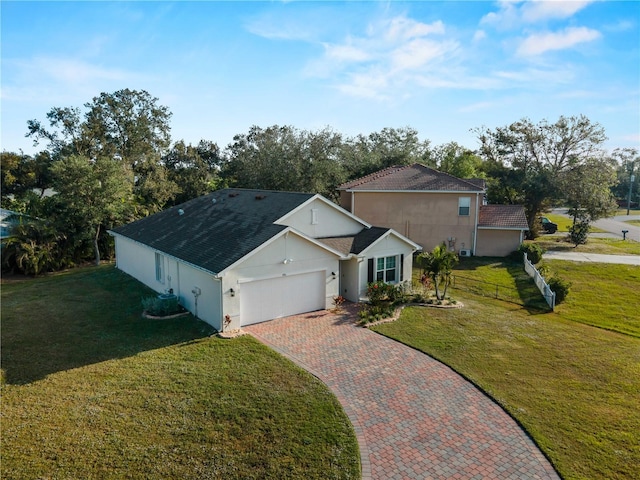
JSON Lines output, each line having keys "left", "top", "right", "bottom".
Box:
{"left": 458, "top": 196, "right": 471, "bottom": 216}
{"left": 155, "top": 252, "right": 165, "bottom": 284}
{"left": 375, "top": 255, "right": 399, "bottom": 284}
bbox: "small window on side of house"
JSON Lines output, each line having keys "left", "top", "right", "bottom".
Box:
{"left": 458, "top": 197, "right": 471, "bottom": 216}
{"left": 311, "top": 208, "right": 318, "bottom": 225}
{"left": 155, "top": 252, "right": 165, "bottom": 283}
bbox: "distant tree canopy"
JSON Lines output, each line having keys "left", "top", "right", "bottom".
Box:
{"left": 1, "top": 88, "right": 630, "bottom": 273}
{"left": 475, "top": 115, "right": 615, "bottom": 237}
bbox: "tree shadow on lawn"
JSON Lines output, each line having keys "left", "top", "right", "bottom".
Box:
{"left": 454, "top": 257, "right": 550, "bottom": 314}
{"left": 1, "top": 265, "right": 216, "bottom": 385}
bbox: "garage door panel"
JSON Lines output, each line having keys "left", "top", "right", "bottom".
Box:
{"left": 241, "top": 271, "right": 325, "bottom": 326}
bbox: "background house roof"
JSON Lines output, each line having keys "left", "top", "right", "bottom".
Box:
{"left": 111, "top": 189, "right": 314, "bottom": 274}
{"left": 338, "top": 163, "right": 485, "bottom": 192}
{"left": 478, "top": 205, "right": 529, "bottom": 229}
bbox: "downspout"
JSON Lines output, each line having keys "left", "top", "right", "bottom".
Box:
{"left": 351, "top": 191, "right": 355, "bottom": 214}
{"left": 473, "top": 192, "right": 480, "bottom": 255}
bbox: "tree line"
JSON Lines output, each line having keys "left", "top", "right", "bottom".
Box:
{"left": 2, "top": 88, "right": 638, "bottom": 275}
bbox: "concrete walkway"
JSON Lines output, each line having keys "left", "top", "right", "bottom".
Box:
{"left": 543, "top": 251, "right": 640, "bottom": 265}
{"left": 246, "top": 307, "right": 559, "bottom": 480}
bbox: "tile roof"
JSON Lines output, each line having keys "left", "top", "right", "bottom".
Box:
{"left": 317, "top": 227, "right": 390, "bottom": 255}
{"left": 111, "top": 188, "right": 314, "bottom": 274}
{"left": 478, "top": 204, "right": 529, "bottom": 229}
{"left": 338, "top": 163, "right": 485, "bottom": 192}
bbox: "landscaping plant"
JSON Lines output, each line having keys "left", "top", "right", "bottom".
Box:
{"left": 416, "top": 242, "right": 458, "bottom": 300}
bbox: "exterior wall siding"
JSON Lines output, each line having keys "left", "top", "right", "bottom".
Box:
{"left": 475, "top": 229, "right": 523, "bottom": 257}
{"left": 280, "top": 198, "right": 364, "bottom": 238}
{"left": 114, "top": 236, "right": 223, "bottom": 330}
{"left": 348, "top": 191, "right": 479, "bottom": 254}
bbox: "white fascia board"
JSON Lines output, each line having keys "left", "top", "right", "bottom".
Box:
{"left": 108, "top": 230, "right": 220, "bottom": 277}
{"left": 358, "top": 228, "right": 422, "bottom": 256}
{"left": 217, "top": 226, "right": 346, "bottom": 277}
{"left": 275, "top": 194, "right": 371, "bottom": 228}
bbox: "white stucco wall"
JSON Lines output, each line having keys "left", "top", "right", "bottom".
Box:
{"left": 279, "top": 197, "right": 365, "bottom": 238}
{"left": 355, "top": 234, "right": 416, "bottom": 299}
{"left": 114, "top": 235, "right": 223, "bottom": 330}
{"left": 218, "top": 231, "right": 341, "bottom": 330}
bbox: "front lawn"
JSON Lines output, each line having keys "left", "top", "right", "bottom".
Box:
{"left": 532, "top": 236, "right": 640, "bottom": 255}
{"left": 1, "top": 265, "right": 360, "bottom": 479}
{"left": 372, "top": 285, "right": 640, "bottom": 480}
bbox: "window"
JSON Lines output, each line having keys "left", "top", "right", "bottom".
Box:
{"left": 376, "top": 256, "right": 397, "bottom": 283}
{"left": 458, "top": 197, "right": 471, "bottom": 216}
{"left": 155, "top": 253, "right": 165, "bottom": 283}
{"left": 311, "top": 208, "right": 318, "bottom": 225}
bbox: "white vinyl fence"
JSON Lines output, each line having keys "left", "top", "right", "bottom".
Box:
{"left": 523, "top": 253, "right": 556, "bottom": 310}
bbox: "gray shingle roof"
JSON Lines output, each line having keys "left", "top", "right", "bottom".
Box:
{"left": 111, "top": 189, "right": 314, "bottom": 274}
{"left": 338, "top": 163, "right": 485, "bottom": 192}
{"left": 317, "top": 227, "right": 389, "bottom": 255}
{"left": 478, "top": 204, "right": 529, "bottom": 229}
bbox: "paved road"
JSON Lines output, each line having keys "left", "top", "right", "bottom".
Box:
{"left": 550, "top": 209, "right": 640, "bottom": 241}
{"left": 246, "top": 306, "right": 559, "bottom": 480}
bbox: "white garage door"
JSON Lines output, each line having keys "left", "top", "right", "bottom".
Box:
{"left": 240, "top": 271, "right": 326, "bottom": 326}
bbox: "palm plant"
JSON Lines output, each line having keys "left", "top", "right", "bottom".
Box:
{"left": 416, "top": 242, "right": 459, "bottom": 300}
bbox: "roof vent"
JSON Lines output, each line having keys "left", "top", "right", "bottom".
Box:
{"left": 255, "top": 195, "right": 266, "bottom": 200}
{"left": 178, "top": 209, "right": 184, "bottom": 216}
{"left": 212, "top": 198, "right": 217, "bottom": 204}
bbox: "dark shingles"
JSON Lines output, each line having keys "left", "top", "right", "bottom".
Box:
{"left": 478, "top": 204, "right": 529, "bottom": 229}
{"left": 112, "top": 189, "right": 314, "bottom": 273}
{"left": 338, "top": 164, "right": 484, "bottom": 192}
{"left": 318, "top": 226, "right": 390, "bottom": 255}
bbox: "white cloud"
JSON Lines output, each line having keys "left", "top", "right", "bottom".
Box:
{"left": 520, "top": 1, "right": 593, "bottom": 23}
{"left": 517, "top": 26, "right": 601, "bottom": 56}
{"left": 482, "top": 0, "right": 594, "bottom": 28}
{"left": 305, "top": 14, "right": 459, "bottom": 100}
{"left": 473, "top": 30, "right": 487, "bottom": 42}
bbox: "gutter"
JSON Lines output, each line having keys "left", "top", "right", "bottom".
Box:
{"left": 473, "top": 192, "right": 480, "bottom": 255}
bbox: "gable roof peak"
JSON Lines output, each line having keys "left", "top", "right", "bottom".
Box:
{"left": 339, "top": 163, "right": 485, "bottom": 192}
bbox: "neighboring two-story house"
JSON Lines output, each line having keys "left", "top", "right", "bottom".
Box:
{"left": 338, "top": 163, "right": 528, "bottom": 257}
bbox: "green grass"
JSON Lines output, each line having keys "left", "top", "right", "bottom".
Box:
{"left": 624, "top": 219, "right": 640, "bottom": 227}
{"left": 1, "top": 265, "right": 360, "bottom": 479}
{"left": 545, "top": 260, "right": 640, "bottom": 337}
{"left": 615, "top": 208, "right": 640, "bottom": 216}
{"left": 372, "top": 280, "right": 640, "bottom": 479}
{"left": 543, "top": 213, "right": 607, "bottom": 233}
{"left": 532, "top": 236, "right": 640, "bottom": 255}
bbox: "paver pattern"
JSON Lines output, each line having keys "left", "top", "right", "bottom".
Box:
{"left": 246, "top": 305, "right": 560, "bottom": 480}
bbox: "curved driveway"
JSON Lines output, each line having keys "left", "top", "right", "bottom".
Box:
{"left": 246, "top": 306, "right": 559, "bottom": 480}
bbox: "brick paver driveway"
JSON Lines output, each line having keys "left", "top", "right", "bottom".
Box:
{"left": 246, "top": 305, "right": 560, "bottom": 480}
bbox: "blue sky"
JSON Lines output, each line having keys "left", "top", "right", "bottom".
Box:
{"left": 2, "top": 1, "right": 639, "bottom": 156}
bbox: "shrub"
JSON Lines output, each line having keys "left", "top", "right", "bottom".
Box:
{"left": 142, "top": 295, "right": 180, "bottom": 317}
{"left": 569, "top": 220, "right": 590, "bottom": 247}
{"left": 548, "top": 276, "right": 571, "bottom": 305}
{"left": 366, "top": 281, "right": 402, "bottom": 305}
{"left": 518, "top": 243, "right": 545, "bottom": 264}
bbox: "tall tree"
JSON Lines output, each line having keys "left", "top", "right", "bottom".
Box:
{"left": 476, "top": 115, "right": 607, "bottom": 237}
{"left": 223, "top": 125, "right": 346, "bottom": 199}
{"left": 49, "top": 155, "right": 134, "bottom": 265}
{"left": 341, "top": 127, "right": 432, "bottom": 179}
{"left": 26, "top": 89, "right": 177, "bottom": 213}
{"left": 431, "top": 142, "right": 483, "bottom": 178}
{"left": 163, "top": 140, "right": 223, "bottom": 205}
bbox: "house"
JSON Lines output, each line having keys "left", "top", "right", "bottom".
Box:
{"left": 338, "top": 163, "right": 528, "bottom": 257}
{"left": 110, "top": 188, "right": 420, "bottom": 331}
